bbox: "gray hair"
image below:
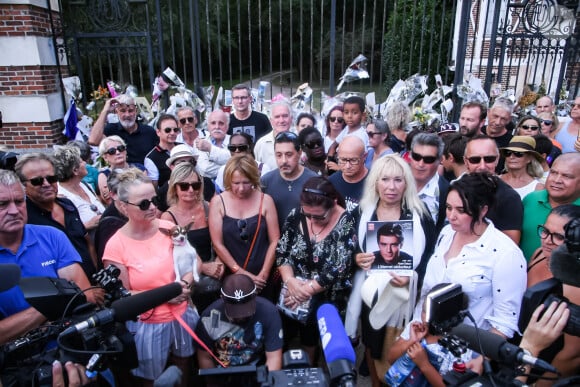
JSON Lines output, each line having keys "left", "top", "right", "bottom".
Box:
{"left": 115, "top": 94, "right": 135, "bottom": 106}
{"left": 270, "top": 100, "right": 293, "bottom": 119}
{"left": 386, "top": 102, "right": 411, "bottom": 132}
{"left": 53, "top": 145, "right": 82, "bottom": 182}
{"left": 0, "top": 169, "right": 25, "bottom": 192}
{"left": 491, "top": 97, "right": 515, "bottom": 114}
{"left": 14, "top": 153, "right": 54, "bottom": 181}
{"left": 411, "top": 132, "right": 444, "bottom": 159}
{"left": 98, "top": 135, "right": 126, "bottom": 157}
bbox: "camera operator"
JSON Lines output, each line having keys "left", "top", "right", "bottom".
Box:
{"left": 0, "top": 170, "right": 103, "bottom": 345}
{"left": 50, "top": 360, "right": 91, "bottom": 387}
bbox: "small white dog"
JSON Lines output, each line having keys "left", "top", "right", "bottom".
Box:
{"left": 160, "top": 223, "right": 199, "bottom": 284}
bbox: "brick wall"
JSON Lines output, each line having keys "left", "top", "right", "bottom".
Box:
{"left": 0, "top": 2, "right": 67, "bottom": 149}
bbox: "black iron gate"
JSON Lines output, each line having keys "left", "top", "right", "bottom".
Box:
{"left": 61, "top": 0, "right": 158, "bottom": 105}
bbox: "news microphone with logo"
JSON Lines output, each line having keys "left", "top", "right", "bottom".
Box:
{"left": 317, "top": 303, "right": 356, "bottom": 387}
{"left": 451, "top": 323, "right": 558, "bottom": 374}
{"left": 59, "top": 282, "right": 182, "bottom": 337}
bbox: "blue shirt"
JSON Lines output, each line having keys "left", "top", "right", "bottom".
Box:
{"left": 0, "top": 225, "right": 82, "bottom": 318}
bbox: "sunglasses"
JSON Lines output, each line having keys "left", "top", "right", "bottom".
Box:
{"left": 541, "top": 120, "right": 553, "bottom": 126}
{"left": 163, "top": 127, "right": 181, "bottom": 134}
{"left": 179, "top": 116, "right": 195, "bottom": 125}
{"left": 301, "top": 207, "right": 330, "bottom": 221}
{"left": 275, "top": 131, "right": 298, "bottom": 142}
{"left": 328, "top": 116, "right": 344, "bottom": 124}
{"left": 537, "top": 225, "right": 565, "bottom": 245}
{"left": 520, "top": 125, "right": 539, "bottom": 131}
{"left": 176, "top": 181, "right": 202, "bottom": 191}
{"left": 411, "top": 151, "right": 438, "bottom": 164}
{"left": 503, "top": 150, "right": 525, "bottom": 158}
{"left": 228, "top": 144, "right": 250, "bottom": 153}
{"left": 367, "top": 131, "right": 382, "bottom": 138}
{"left": 105, "top": 145, "right": 127, "bottom": 155}
{"left": 237, "top": 219, "right": 249, "bottom": 242}
{"left": 123, "top": 196, "right": 161, "bottom": 211}
{"left": 466, "top": 155, "right": 498, "bottom": 164}
{"left": 25, "top": 175, "right": 58, "bottom": 186}
{"left": 304, "top": 139, "right": 323, "bottom": 149}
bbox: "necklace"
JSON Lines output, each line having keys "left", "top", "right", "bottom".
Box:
{"left": 285, "top": 177, "right": 297, "bottom": 192}
{"left": 310, "top": 219, "right": 329, "bottom": 244}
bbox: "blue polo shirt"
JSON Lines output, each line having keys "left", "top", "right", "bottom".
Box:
{"left": 0, "top": 225, "right": 81, "bottom": 318}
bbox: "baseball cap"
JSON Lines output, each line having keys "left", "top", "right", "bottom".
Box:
{"left": 437, "top": 123, "right": 458, "bottom": 135}
{"left": 166, "top": 144, "right": 198, "bottom": 167}
{"left": 221, "top": 274, "right": 257, "bottom": 319}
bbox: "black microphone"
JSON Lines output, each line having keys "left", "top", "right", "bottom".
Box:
{"left": 451, "top": 323, "right": 558, "bottom": 374}
{"left": 0, "top": 263, "right": 21, "bottom": 292}
{"left": 59, "top": 282, "right": 182, "bottom": 337}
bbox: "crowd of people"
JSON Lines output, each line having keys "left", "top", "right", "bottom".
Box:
{"left": 0, "top": 84, "right": 579, "bottom": 387}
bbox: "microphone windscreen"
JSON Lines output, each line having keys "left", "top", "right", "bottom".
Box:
{"left": 111, "top": 282, "right": 182, "bottom": 322}
{"left": 451, "top": 323, "right": 505, "bottom": 360}
{"left": 550, "top": 245, "right": 580, "bottom": 287}
{"left": 0, "top": 264, "right": 21, "bottom": 292}
{"left": 317, "top": 303, "right": 356, "bottom": 364}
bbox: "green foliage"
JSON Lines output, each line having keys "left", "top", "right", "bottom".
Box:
{"left": 383, "top": 0, "right": 455, "bottom": 91}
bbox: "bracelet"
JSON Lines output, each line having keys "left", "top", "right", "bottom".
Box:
{"left": 231, "top": 265, "right": 240, "bottom": 273}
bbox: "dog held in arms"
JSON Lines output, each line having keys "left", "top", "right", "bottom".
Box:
{"left": 160, "top": 222, "right": 200, "bottom": 284}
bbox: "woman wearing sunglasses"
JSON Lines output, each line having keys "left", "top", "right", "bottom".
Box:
{"left": 298, "top": 126, "right": 328, "bottom": 176}
{"left": 515, "top": 115, "right": 542, "bottom": 137}
{"left": 276, "top": 176, "right": 357, "bottom": 364}
{"left": 209, "top": 154, "right": 279, "bottom": 297}
{"left": 324, "top": 105, "right": 345, "bottom": 153}
{"left": 364, "top": 118, "right": 393, "bottom": 169}
{"left": 102, "top": 168, "right": 198, "bottom": 386}
{"left": 499, "top": 136, "right": 545, "bottom": 199}
{"left": 161, "top": 162, "right": 224, "bottom": 313}
{"left": 97, "top": 135, "right": 146, "bottom": 205}
{"left": 527, "top": 204, "right": 580, "bottom": 288}
{"left": 537, "top": 111, "right": 560, "bottom": 137}
{"left": 347, "top": 154, "right": 436, "bottom": 385}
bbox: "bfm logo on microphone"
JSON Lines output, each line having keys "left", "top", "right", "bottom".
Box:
{"left": 318, "top": 316, "right": 332, "bottom": 349}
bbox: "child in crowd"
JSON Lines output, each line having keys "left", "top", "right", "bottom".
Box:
{"left": 327, "top": 96, "right": 369, "bottom": 158}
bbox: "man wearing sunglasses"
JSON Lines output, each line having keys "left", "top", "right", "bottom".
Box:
{"left": 145, "top": 114, "right": 182, "bottom": 187}
{"left": 196, "top": 110, "right": 232, "bottom": 180}
{"left": 254, "top": 101, "right": 294, "bottom": 171}
{"left": 0, "top": 170, "right": 103, "bottom": 346}
{"left": 88, "top": 94, "right": 158, "bottom": 165}
{"left": 409, "top": 133, "right": 449, "bottom": 232}
{"left": 463, "top": 135, "right": 523, "bottom": 244}
{"left": 176, "top": 106, "right": 204, "bottom": 154}
{"left": 228, "top": 84, "right": 272, "bottom": 142}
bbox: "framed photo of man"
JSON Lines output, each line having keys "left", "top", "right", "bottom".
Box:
{"left": 366, "top": 220, "right": 414, "bottom": 276}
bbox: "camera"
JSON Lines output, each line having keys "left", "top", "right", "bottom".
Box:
{"left": 0, "top": 150, "right": 18, "bottom": 171}
{"left": 92, "top": 264, "right": 131, "bottom": 304}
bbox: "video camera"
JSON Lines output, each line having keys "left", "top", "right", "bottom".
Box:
{"left": 520, "top": 218, "right": 580, "bottom": 337}
{"left": 0, "top": 265, "right": 180, "bottom": 387}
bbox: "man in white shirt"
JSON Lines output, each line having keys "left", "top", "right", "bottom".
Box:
{"left": 196, "top": 110, "right": 231, "bottom": 179}
{"left": 254, "top": 101, "right": 294, "bottom": 171}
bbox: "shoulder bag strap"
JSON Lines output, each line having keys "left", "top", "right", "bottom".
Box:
{"left": 242, "top": 193, "right": 264, "bottom": 270}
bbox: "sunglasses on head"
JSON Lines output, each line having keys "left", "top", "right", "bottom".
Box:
{"left": 179, "top": 116, "right": 195, "bottom": 125}
{"left": 411, "top": 151, "right": 438, "bottom": 164}
{"left": 503, "top": 150, "right": 525, "bottom": 158}
{"left": 176, "top": 181, "right": 202, "bottom": 191}
{"left": 304, "top": 139, "right": 323, "bottom": 149}
{"left": 26, "top": 175, "right": 58, "bottom": 186}
{"left": 301, "top": 207, "right": 330, "bottom": 221}
{"left": 466, "top": 155, "right": 498, "bottom": 164}
{"left": 520, "top": 125, "right": 539, "bottom": 131}
{"left": 328, "top": 116, "right": 344, "bottom": 124}
{"left": 105, "top": 145, "right": 127, "bottom": 155}
{"left": 541, "top": 120, "right": 553, "bottom": 126}
{"left": 228, "top": 144, "right": 250, "bottom": 153}
{"left": 275, "top": 131, "right": 298, "bottom": 142}
{"left": 123, "top": 196, "right": 160, "bottom": 211}
{"left": 163, "top": 127, "right": 181, "bottom": 134}
{"left": 237, "top": 219, "right": 249, "bottom": 242}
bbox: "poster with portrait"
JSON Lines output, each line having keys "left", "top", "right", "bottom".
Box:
{"left": 366, "top": 220, "right": 414, "bottom": 276}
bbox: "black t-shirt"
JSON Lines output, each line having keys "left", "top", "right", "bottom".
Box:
{"left": 483, "top": 128, "right": 513, "bottom": 174}
{"left": 329, "top": 171, "right": 368, "bottom": 212}
{"left": 228, "top": 111, "right": 272, "bottom": 142}
{"left": 487, "top": 179, "right": 523, "bottom": 232}
{"left": 104, "top": 122, "right": 158, "bottom": 165}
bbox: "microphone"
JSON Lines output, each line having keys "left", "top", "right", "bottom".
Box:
{"left": 550, "top": 244, "right": 580, "bottom": 288}
{"left": 451, "top": 323, "right": 558, "bottom": 374}
{"left": 0, "top": 263, "right": 21, "bottom": 292}
{"left": 317, "top": 303, "right": 356, "bottom": 386}
{"left": 59, "top": 282, "right": 182, "bottom": 337}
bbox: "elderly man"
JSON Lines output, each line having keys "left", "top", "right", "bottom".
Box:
{"left": 261, "top": 131, "right": 317, "bottom": 230}
{"left": 144, "top": 113, "right": 181, "bottom": 187}
{"left": 459, "top": 101, "right": 487, "bottom": 138}
{"left": 88, "top": 94, "right": 158, "bottom": 165}
{"left": 535, "top": 95, "right": 556, "bottom": 114}
{"left": 228, "top": 84, "right": 272, "bottom": 142}
{"left": 254, "top": 101, "right": 294, "bottom": 171}
{"left": 483, "top": 98, "right": 514, "bottom": 173}
{"left": 176, "top": 106, "right": 203, "bottom": 155}
{"left": 520, "top": 152, "right": 580, "bottom": 259}
{"left": 0, "top": 170, "right": 101, "bottom": 344}
{"left": 329, "top": 135, "right": 369, "bottom": 211}
{"left": 196, "top": 110, "right": 232, "bottom": 179}
{"left": 15, "top": 153, "right": 98, "bottom": 279}
{"left": 409, "top": 132, "right": 449, "bottom": 232}
{"left": 464, "top": 135, "right": 523, "bottom": 244}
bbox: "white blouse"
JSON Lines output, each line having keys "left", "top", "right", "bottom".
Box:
{"left": 58, "top": 183, "right": 105, "bottom": 224}
{"left": 415, "top": 221, "right": 527, "bottom": 338}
